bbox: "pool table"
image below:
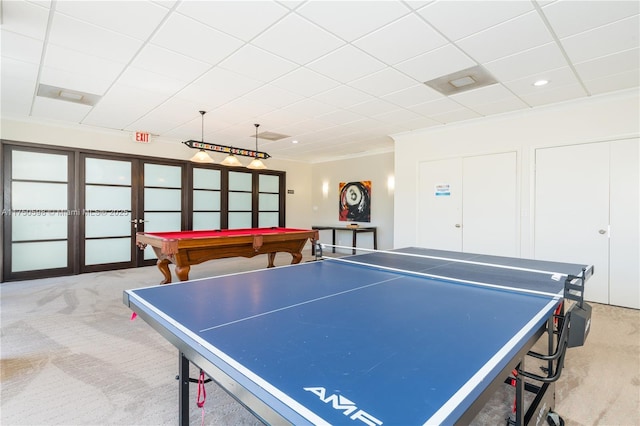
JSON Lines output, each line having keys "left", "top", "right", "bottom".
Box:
{"left": 136, "top": 227, "right": 318, "bottom": 284}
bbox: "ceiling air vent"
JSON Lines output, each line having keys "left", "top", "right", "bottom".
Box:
{"left": 255, "top": 131, "right": 289, "bottom": 141}
{"left": 424, "top": 65, "right": 497, "bottom": 96}
{"left": 37, "top": 84, "right": 101, "bottom": 106}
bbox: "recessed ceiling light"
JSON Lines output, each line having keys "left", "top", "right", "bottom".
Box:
{"left": 292, "top": 140, "right": 299, "bottom": 144}
{"left": 533, "top": 79, "right": 549, "bottom": 87}
{"left": 449, "top": 76, "right": 476, "bottom": 88}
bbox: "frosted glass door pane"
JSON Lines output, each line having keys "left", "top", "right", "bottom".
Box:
{"left": 194, "top": 169, "right": 220, "bottom": 189}
{"left": 12, "top": 241, "right": 67, "bottom": 271}
{"left": 85, "top": 238, "right": 131, "bottom": 264}
{"left": 145, "top": 188, "right": 182, "bottom": 210}
{"left": 229, "top": 192, "right": 252, "bottom": 210}
{"left": 12, "top": 215, "right": 67, "bottom": 241}
{"left": 86, "top": 213, "right": 132, "bottom": 238}
{"left": 193, "top": 190, "right": 220, "bottom": 210}
{"left": 86, "top": 186, "right": 131, "bottom": 210}
{"left": 145, "top": 164, "right": 181, "bottom": 187}
{"left": 12, "top": 151, "right": 67, "bottom": 181}
{"left": 259, "top": 175, "right": 279, "bottom": 192}
{"left": 228, "top": 213, "right": 251, "bottom": 229}
{"left": 259, "top": 212, "right": 279, "bottom": 228}
{"left": 12, "top": 182, "right": 67, "bottom": 209}
{"left": 144, "top": 212, "right": 181, "bottom": 232}
{"left": 193, "top": 213, "right": 220, "bottom": 230}
{"left": 229, "top": 172, "right": 252, "bottom": 190}
{"left": 259, "top": 193, "right": 279, "bottom": 210}
{"left": 85, "top": 158, "right": 131, "bottom": 185}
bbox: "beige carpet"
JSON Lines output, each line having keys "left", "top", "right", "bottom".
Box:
{"left": 1, "top": 253, "right": 638, "bottom": 425}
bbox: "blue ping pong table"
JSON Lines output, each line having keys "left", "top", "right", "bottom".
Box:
{"left": 123, "top": 247, "right": 593, "bottom": 426}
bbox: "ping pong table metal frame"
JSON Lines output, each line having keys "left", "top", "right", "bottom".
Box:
{"left": 123, "top": 255, "right": 593, "bottom": 426}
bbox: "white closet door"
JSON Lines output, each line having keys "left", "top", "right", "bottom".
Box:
{"left": 462, "top": 152, "right": 518, "bottom": 257}
{"left": 417, "top": 158, "right": 463, "bottom": 251}
{"left": 535, "top": 143, "right": 610, "bottom": 304}
{"left": 609, "top": 139, "right": 639, "bottom": 309}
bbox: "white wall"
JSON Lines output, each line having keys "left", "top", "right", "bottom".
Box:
{"left": 392, "top": 88, "right": 640, "bottom": 257}
{"left": 310, "top": 152, "right": 395, "bottom": 250}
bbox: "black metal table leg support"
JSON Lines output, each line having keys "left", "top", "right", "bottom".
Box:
{"left": 514, "top": 359, "right": 525, "bottom": 426}
{"left": 179, "top": 352, "right": 189, "bottom": 426}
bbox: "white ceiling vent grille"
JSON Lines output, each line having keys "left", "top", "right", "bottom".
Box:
{"left": 37, "top": 84, "right": 101, "bottom": 106}
{"left": 424, "top": 66, "right": 498, "bottom": 96}
{"left": 255, "top": 131, "right": 290, "bottom": 141}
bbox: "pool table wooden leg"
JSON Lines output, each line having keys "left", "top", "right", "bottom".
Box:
{"left": 267, "top": 252, "right": 276, "bottom": 268}
{"left": 157, "top": 258, "right": 172, "bottom": 284}
{"left": 291, "top": 252, "right": 302, "bottom": 264}
{"left": 175, "top": 265, "right": 191, "bottom": 282}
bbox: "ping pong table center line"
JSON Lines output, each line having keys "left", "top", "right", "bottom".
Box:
{"left": 327, "top": 257, "right": 565, "bottom": 299}
{"left": 198, "top": 274, "right": 404, "bottom": 333}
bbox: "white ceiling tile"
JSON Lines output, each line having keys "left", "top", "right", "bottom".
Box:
{"left": 151, "top": 13, "right": 244, "bottom": 65}
{"left": 31, "top": 96, "right": 92, "bottom": 122}
{"left": 40, "top": 65, "right": 113, "bottom": 95}
{"left": 582, "top": 69, "right": 640, "bottom": 95}
{"left": 0, "top": 30, "right": 44, "bottom": 64}
{"left": 1, "top": 0, "right": 50, "bottom": 39}
{"left": 177, "top": 67, "right": 263, "bottom": 107}
{"left": 307, "top": 45, "right": 386, "bottom": 83}
{"left": 131, "top": 44, "right": 211, "bottom": 82}
{"left": 354, "top": 14, "right": 448, "bottom": 65}
{"left": 373, "top": 107, "right": 423, "bottom": 124}
{"left": 450, "top": 84, "right": 514, "bottom": 107}
{"left": 348, "top": 98, "right": 403, "bottom": 117}
{"left": 1, "top": 78, "right": 34, "bottom": 116}
{"left": 471, "top": 96, "right": 529, "bottom": 117}
{"left": 55, "top": 0, "right": 169, "bottom": 40}
{"left": 483, "top": 42, "right": 567, "bottom": 82}
{"left": 542, "top": 0, "right": 640, "bottom": 38}
{"left": 118, "top": 67, "right": 186, "bottom": 96}
{"left": 312, "top": 85, "right": 374, "bottom": 109}
{"left": 48, "top": 13, "right": 142, "bottom": 63}
{"left": 382, "top": 84, "right": 442, "bottom": 107}
{"left": 281, "top": 98, "right": 336, "bottom": 118}
{"left": 43, "top": 44, "right": 126, "bottom": 92}
{"left": 218, "top": 45, "right": 298, "bottom": 82}
{"left": 575, "top": 48, "right": 640, "bottom": 82}
{"left": 1, "top": 57, "right": 39, "bottom": 84}
{"left": 409, "top": 97, "right": 466, "bottom": 117}
{"left": 271, "top": 67, "right": 340, "bottom": 97}
{"left": 83, "top": 84, "right": 170, "bottom": 130}
{"left": 177, "top": 1, "right": 289, "bottom": 42}
{"left": 518, "top": 83, "right": 585, "bottom": 107}
{"left": 503, "top": 66, "right": 582, "bottom": 96}
{"left": 395, "top": 43, "right": 476, "bottom": 82}
{"left": 456, "top": 11, "right": 553, "bottom": 63}
{"left": 350, "top": 68, "right": 418, "bottom": 97}
{"left": 560, "top": 15, "right": 640, "bottom": 63}
{"left": 430, "top": 106, "right": 482, "bottom": 124}
{"left": 124, "top": 97, "right": 204, "bottom": 133}
{"left": 296, "top": 1, "right": 410, "bottom": 42}
{"left": 241, "top": 84, "right": 304, "bottom": 108}
{"left": 420, "top": 0, "right": 534, "bottom": 41}
{"left": 251, "top": 14, "right": 344, "bottom": 65}
{"left": 317, "top": 109, "right": 365, "bottom": 126}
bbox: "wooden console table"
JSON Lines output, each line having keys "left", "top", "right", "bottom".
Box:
{"left": 312, "top": 225, "right": 378, "bottom": 255}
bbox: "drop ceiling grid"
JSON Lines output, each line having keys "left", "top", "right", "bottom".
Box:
{"left": 0, "top": 0, "right": 638, "bottom": 162}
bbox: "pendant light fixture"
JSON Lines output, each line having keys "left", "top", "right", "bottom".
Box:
{"left": 247, "top": 124, "right": 267, "bottom": 170}
{"left": 220, "top": 151, "right": 242, "bottom": 167}
{"left": 189, "top": 111, "right": 214, "bottom": 164}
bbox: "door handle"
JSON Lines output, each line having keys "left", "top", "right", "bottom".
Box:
{"left": 455, "top": 224, "right": 461, "bottom": 228}
{"left": 598, "top": 229, "right": 607, "bottom": 235}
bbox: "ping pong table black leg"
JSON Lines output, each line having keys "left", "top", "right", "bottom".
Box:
{"left": 179, "top": 352, "right": 189, "bottom": 426}
{"left": 514, "top": 359, "right": 525, "bottom": 426}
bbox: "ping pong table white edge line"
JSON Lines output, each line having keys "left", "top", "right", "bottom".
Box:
{"left": 422, "top": 297, "right": 561, "bottom": 426}
{"left": 321, "top": 245, "right": 591, "bottom": 279}
{"left": 327, "top": 257, "right": 565, "bottom": 298}
{"left": 126, "top": 290, "right": 332, "bottom": 426}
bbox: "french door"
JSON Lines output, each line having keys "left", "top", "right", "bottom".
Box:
{"left": 81, "top": 155, "right": 185, "bottom": 272}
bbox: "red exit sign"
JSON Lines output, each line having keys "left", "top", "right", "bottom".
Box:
{"left": 134, "top": 131, "right": 150, "bottom": 143}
